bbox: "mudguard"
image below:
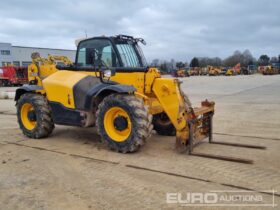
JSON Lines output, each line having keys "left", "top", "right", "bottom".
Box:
{"left": 83, "top": 83, "right": 136, "bottom": 110}
{"left": 72, "top": 75, "right": 136, "bottom": 110}
{"left": 14, "top": 85, "right": 43, "bottom": 101}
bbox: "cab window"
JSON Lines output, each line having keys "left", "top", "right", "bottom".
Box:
{"left": 77, "top": 39, "right": 119, "bottom": 67}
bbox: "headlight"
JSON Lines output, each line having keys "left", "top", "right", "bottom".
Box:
{"left": 103, "top": 70, "right": 112, "bottom": 77}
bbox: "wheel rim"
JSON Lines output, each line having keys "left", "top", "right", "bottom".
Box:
{"left": 21, "top": 103, "right": 37, "bottom": 130}
{"left": 104, "top": 107, "right": 132, "bottom": 142}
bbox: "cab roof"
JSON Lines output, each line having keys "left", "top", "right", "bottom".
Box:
{"left": 75, "top": 35, "right": 146, "bottom": 47}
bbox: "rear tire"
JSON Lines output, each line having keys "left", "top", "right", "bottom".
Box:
{"left": 96, "top": 94, "right": 153, "bottom": 153}
{"left": 17, "top": 93, "right": 54, "bottom": 138}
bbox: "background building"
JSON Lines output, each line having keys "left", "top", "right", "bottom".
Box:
{"left": 0, "top": 42, "right": 76, "bottom": 67}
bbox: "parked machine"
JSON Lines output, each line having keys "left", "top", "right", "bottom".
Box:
{"left": 200, "top": 67, "right": 208, "bottom": 75}
{"left": 171, "top": 68, "right": 187, "bottom": 77}
{"left": 225, "top": 68, "right": 236, "bottom": 76}
{"left": 189, "top": 67, "right": 200, "bottom": 76}
{"left": 15, "top": 35, "right": 262, "bottom": 163}
{"left": 225, "top": 63, "right": 241, "bottom": 76}
{"left": 271, "top": 63, "right": 280, "bottom": 74}
{"left": 242, "top": 65, "right": 256, "bottom": 75}
{"left": 261, "top": 65, "right": 278, "bottom": 75}
{"left": 208, "top": 65, "right": 222, "bottom": 76}
{"left": 0, "top": 66, "right": 28, "bottom": 86}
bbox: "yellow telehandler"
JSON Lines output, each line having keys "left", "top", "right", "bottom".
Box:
{"left": 171, "top": 68, "right": 186, "bottom": 77}
{"left": 15, "top": 35, "right": 261, "bottom": 163}
{"left": 207, "top": 65, "right": 222, "bottom": 76}
{"left": 262, "top": 65, "right": 278, "bottom": 75}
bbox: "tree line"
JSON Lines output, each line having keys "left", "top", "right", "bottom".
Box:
{"left": 150, "top": 50, "right": 280, "bottom": 72}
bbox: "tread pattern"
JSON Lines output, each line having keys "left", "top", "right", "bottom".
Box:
{"left": 96, "top": 94, "right": 153, "bottom": 153}
{"left": 17, "top": 93, "right": 54, "bottom": 138}
{"left": 152, "top": 113, "right": 176, "bottom": 136}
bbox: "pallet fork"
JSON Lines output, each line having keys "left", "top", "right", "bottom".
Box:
{"left": 187, "top": 113, "right": 266, "bottom": 164}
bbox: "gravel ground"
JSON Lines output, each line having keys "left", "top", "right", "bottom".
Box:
{"left": 0, "top": 74, "right": 279, "bottom": 209}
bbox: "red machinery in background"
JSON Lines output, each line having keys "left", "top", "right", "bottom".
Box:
{"left": 0, "top": 66, "right": 28, "bottom": 86}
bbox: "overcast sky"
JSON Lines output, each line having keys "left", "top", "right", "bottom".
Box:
{"left": 0, "top": 0, "right": 279, "bottom": 62}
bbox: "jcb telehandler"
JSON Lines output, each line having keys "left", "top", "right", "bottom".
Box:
{"left": 15, "top": 35, "right": 262, "bottom": 162}
{"left": 261, "top": 65, "right": 278, "bottom": 75}
{"left": 207, "top": 65, "right": 222, "bottom": 76}
{"left": 171, "top": 68, "right": 187, "bottom": 77}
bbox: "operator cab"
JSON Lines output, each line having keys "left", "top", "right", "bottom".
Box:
{"left": 75, "top": 35, "right": 147, "bottom": 70}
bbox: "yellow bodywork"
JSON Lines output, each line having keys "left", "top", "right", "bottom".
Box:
{"left": 43, "top": 71, "right": 87, "bottom": 108}
{"left": 38, "top": 67, "right": 172, "bottom": 117}
{"left": 28, "top": 59, "right": 164, "bottom": 114}
{"left": 152, "top": 78, "right": 186, "bottom": 131}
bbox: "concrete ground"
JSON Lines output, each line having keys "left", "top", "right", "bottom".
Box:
{"left": 0, "top": 75, "right": 279, "bottom": 209}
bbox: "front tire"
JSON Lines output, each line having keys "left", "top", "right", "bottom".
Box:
{"left": 152, "top": 112, "right": 176, "bottom": 136}
{"left": 17, "top": 93, "right": 54, "bottom": 138}
{"left": 96, "top": 94, "right": 153, "bottom": 153}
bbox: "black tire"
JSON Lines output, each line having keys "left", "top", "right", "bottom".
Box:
{"left": 96, "top": 94, "right": 153, "bottom": 153}
{"left": 17, "top": 93, "right": 54, "bottom": 138}
{"left": 152, "top": 112, "right": 176, "bottom": 136}
{"left": 2, "top": 80, "right": 8, "bottom": 87}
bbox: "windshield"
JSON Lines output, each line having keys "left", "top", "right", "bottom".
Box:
{"left": 116, "top": 43, "right": 141, "bottom": 67}
{"left": 115, "top": 40, "right": 147, "bottom": 68}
